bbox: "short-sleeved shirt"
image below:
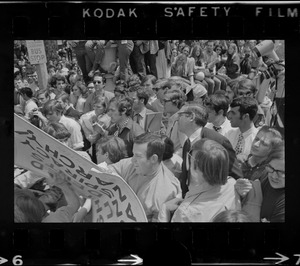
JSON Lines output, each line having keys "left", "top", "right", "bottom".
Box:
{"left": 59, "top": 115, "right": 84, "bottom": 150}
{"left": 109, "top": 158, "right": 182, "bottom": 222}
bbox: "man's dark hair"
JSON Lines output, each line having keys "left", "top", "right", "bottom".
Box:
{"left": 137, "top": 88, "right": 150, "bottom": 106}
{"left": 182, "top": 103, "right": 208, "bottom": 127}
{"left": 230, "top": 96, "right": 258, "bottom": 121}
{"left": 237, "top": 79, "right": 257, "bottom": 95}
{"left": 134, "top": 132, "right": 165, "bottom": 163}
{"left": 161, "top": 136, "right": 174, "bottom": 161}
{"left": 205, "top": 93, "right": 229, "bottom": 117}
{"left": 93, "top": 73, "right": 106, "bottom": 83}
{"left": 20, "top": 87, "right": 33, "bottom": 98}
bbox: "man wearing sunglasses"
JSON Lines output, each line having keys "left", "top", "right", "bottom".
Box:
{"left": 83, "top": 73, "right": 114, "bottom": 114}
{"left": 177, "top": 103, "right": 243, "bottom": 197}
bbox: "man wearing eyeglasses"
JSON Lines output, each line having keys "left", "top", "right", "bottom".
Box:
{"left": 83, "top": 73, "right": 114, "bottom": 114}
{"left": 177, "top": 103, "right": 243, "bottom": 197}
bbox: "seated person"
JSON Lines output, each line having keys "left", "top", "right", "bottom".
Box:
{"left": 109, "top": 132, "right": 182, "bottom": 222}
{"left": 159, "top": 138, "right": 241, "bottom": 222}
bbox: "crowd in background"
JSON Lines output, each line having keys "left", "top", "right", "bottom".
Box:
{"left": 14, "top": 40, "right": 285, "bottom": 223}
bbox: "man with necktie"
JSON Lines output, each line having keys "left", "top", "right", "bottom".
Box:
{"left": 177, "top": 103, "right": 243, "bottom": 198}
{"left": 225, "top": 96, "right": 259, "bottom": 163}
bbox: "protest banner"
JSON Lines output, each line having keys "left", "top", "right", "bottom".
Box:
{"left": 14, "top": 114, "right": 147, "bottom": 222}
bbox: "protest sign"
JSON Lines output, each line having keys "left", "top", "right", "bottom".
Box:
{"left": 14, "top": 114, "right": 147, "bottom": 222}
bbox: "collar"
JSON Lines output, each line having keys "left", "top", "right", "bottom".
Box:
{"left": 189, "top": 127, "right": 202, "bottom": 143}
{"left": 240, "top": 124, "right": 257, "bottom": 137}
{"left": 139, "top": 107, "right": 147, "bottom": 118}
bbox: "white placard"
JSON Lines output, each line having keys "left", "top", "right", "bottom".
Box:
{"left": 26, "top": 40, "right": 47, "bottom": 65}
{"left": 14, "top": 114, "right": 147, "bottom": 222}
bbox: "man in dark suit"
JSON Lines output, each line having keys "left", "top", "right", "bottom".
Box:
{"left": 177, "top": 102, "right": 243, "bottom": 197}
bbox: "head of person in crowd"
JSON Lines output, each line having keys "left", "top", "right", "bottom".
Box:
{"left": 189, "top": 138, "right": 229, "bottom": 187}
{"left": 108, "top": 96, "right": 133, "bottom": 125}
{"left": 132, "top": 87, "right": 149, "bottom": 114}
{"left": 161, "top": 135, "right": 174, "bottom": 162}
{"left": 153, "top": 81, "right": 172, "bottom": 103}
{"left": 49, "top": 74, "right": 67, "bottom": 95}
{"left": 177, "top": 102, "right": 208, "bottom": 137}
{"left": 182, "top": 45, "right": 191, "bottom": 57}
{"left": 214, "top": 45, "right": 223, "bottom": 56}
{"left": 42, "top": 99, "right": 64, "bottom": 123}
{"left": 243, "top": 44, "right": 252, "bottom": 59}
{"left": 36, "top": 89, "right": 50, "bottom": 107}
{"left": 55, "top": 92, "right": 71, "bottom": 112}
{"left": 178, "top": 41, "right": 186, "bottom": 53}
{"left": 191, "top": 84, "right": 208, "bottom": 105}
{"left": 190, "top": 44, "right": 204, "bottom": 62}
{"left": 227, "top": 42, "right": 238, "bottom": 57}
{"left": 250, "top": 126, "right": 284, "bottom": 165}
{"left": 86, "top": 80, "right": 95, "bottom": 94}
{"left": 266, "top": 146, "right": 285, "bottom": 190}
{"left": 93, "top": 95, "right": 108, "bottom": 118}
{"left": 227, "top": 96, "right": 258, "bottom": 129}
{"left": 14, "top": 78, "right": 23, "bottom": 90}
{"left": 22, "top": 79, "right": 29, "bottom": 87}
{"left": 236, "top": 78, "right": 257, "bottom": 98}
{"left": 213, "top": 210, "right": 251, "bottom": 222}
{"left": 163, "top": 90, "right": 187, "bottom": 116}
{"left": 127, "top": 74, "right": 141, "bottom": 95}
{"left": 43, "top": 122, "right": 71, "bottom": 146}
{"left": 114, "top": 80, "right": 127, "bottom": 99}
{"left": 93, "top": 73, "right": 106, "bottom": 92}
{"left": 48, "top": 65, "right": 56, "bottom": 78}
{"left": 171, "top": 48, "right": 178, "bottom": 58}
{"left": 237, "top": 40, "right": 246, "bottom": 48}
{"left": 66, "top": 71, "right": 78, "bottom": 87}
{"left": 56, "top": 62, "right": 63, "bottom": 71}
{"left": 72, "top": 80, "right": 88, "bottom": 99}
{"left": 205, "top": 93, "right": 230, "bottom": 125}
{"left": 206, "top": 40, "right": 215, "bottom": 54}
{"left": 20, "top": 87, "right": 33, "bottom": 101}
{"left": 249, "top": 40, "right": 257, "bottom": 50}
{"left": 141, "top": 75, "right": 157, "bottom": 98}
{"left": 171, "top": 54, "right": 188, "bottom": 77}
{"left": 131, "top": 132, "right": 165, "bottom": 176}
{"left": 225, "top": 80, "right": 239, "bottom": 103}
{"left": 96, "top": 136, "right": 128, "bottom": 165}
{"left": 14, "top": 187, "right": 46, "bottom": 223}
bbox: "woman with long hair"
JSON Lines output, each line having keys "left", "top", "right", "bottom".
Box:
{"left": 241, "top": 126, "right": 284, "bottom": 181}
{"left": 223, "top": 42, "right": 241, "bottom": 80}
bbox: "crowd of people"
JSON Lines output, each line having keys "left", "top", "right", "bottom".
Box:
{"left": 14, "top": 40, "right": 285, "bottom": 223}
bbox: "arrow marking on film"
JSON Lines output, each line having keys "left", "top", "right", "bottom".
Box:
{"left": 118, "top": 254, "right": 143, "bottom": 265}
{"left": 264, "top": 252, "right": 289, "bottom": 265}
{"left": 0, "top": 257, "right": 8, "bottom": 265}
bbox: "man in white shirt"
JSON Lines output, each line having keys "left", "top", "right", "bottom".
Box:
{"left": 109, "top": 132, "right": 182, "bottom": 222}
{"left": 205, "top": 92, "right": 233, "bottom": 136}
{"left": 225, "top": 96, "right": 259, "bottom": 163}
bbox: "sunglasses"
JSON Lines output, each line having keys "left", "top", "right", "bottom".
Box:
{"left": 93, "top": 81, "right": 102, "bottom": 84}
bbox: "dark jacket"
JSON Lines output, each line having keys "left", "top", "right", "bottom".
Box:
{"left": 179, "top": 127, "right": 243, "bottom": 198}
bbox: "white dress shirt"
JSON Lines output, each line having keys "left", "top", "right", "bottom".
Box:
{"left": 205, "top": 117, "right": 233, "bottom": 137}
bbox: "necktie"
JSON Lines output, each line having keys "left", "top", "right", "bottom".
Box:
{"left": 235, "top": 132, "right": 244, "bottom": 155}
{"left": 213, "top": 125, "right": 222, "bottom": 132}
{"left": 181, "top": 138, "right": 191, "bottom": 197}
{"left": 134, "top": 113, "right": 142, "bottom": 125}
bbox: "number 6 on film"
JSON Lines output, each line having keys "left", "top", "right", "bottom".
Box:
{"left": 12, "top": 255, "right": 23, "bottom": 265}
